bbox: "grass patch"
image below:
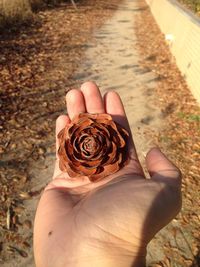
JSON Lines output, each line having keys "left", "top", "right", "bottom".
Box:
{"left": 177, "top": 112, "right": 200, "bottom": 122}
{"left": 187, "top": 114, "right": 200, "bottom": 122}
{"left": 160, "top": 135, "right": 172, "bottom": 143}
{"left": 0, "top": 0, "right": 33, "bottom": 27}
{"left": 178, "top": 0, "right": 200, "bottom": 15}
{"left": 0, "top": 1, "right": 66, "bottom": 28}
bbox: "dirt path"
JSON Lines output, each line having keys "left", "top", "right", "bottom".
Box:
{"left": 0, "top": 1, "right": 123, "bottom": 265}
{"left": 1, "top": 1, "right": 163, "bottom": 265}
{"left": 72, "top": 0, "right": 163, "bottom": 160}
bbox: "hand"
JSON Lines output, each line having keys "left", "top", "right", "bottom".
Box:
{"left": 34, "top": 82, "right": 182, "bottom": 267}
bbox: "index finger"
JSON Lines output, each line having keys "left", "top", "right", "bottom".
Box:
{"left": 55, "top": 115, "right": 71, "bottom": 158}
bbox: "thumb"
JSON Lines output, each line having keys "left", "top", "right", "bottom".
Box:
{"left": 146, "top": 148, "right": 182, "bottom": 188}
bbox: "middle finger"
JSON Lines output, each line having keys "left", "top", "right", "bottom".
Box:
{"left": 81, "top": 81, "right": 105, "bottom": 114}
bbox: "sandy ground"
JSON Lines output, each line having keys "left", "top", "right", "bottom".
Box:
{"left": 31, "top": 1, "right": 164, "bottom": 266}
{"left": 72, "top": 0, "right": 163, "bottom": 161}
{"left": 1, "top": 1, "right": 163, "bottom": 266}
{"left": 0, "top": 0, "right": 198, "bottom": 267}
{"left": 0, "top": 1, "right": 123, "bottom": 265}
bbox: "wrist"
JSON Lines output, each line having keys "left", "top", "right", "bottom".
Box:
{"left": 75, "top": 256, "right": 146, "bottom": 267}
{"left": 75, "top": 245, "right": 146, "bottom": 267}
{"left": 94, "top": 256, "right": 146, "bottom": 267}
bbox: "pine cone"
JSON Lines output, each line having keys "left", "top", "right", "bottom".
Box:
{"left": 57, "top": 113, "right": 129, "bottom": 182}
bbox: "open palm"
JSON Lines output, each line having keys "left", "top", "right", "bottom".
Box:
{"left": 34, "top": 82, "right": 181, "bottom": 267}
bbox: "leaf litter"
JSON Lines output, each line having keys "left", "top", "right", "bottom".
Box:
{"left": 0, "top": 0, "right": 122, "bottom": 263}
{"left": 135, "top": 1, "right": 200, "bottom": 267}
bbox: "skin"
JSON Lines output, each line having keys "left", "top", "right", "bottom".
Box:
{"left": 34, "top": 82, "right": 182, "bottom": 267}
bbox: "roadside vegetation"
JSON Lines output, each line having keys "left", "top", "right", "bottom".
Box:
{"left": 0, "top": 0, "right": 71, "bottom": 28}
{"left": 0, "top": 0, "right": 32, "bottom": 27}
{"left": 178, "top": 0, "right": 200, "bottom": 15}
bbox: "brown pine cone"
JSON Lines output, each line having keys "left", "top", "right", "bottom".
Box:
{"left": 57, "top": 113, "right": 129, "bottom": 182}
